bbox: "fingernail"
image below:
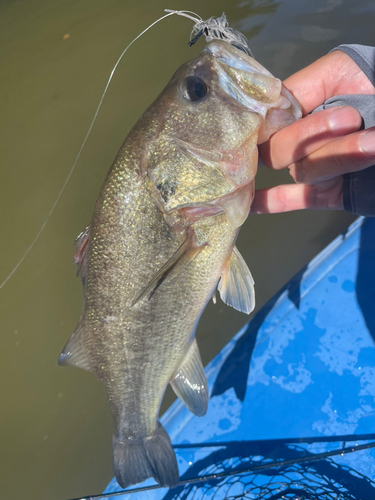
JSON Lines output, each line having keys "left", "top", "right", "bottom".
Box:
{"left": 328, "top": 106, "right": 361, "bottom": 132}
{"left": 360, "top": 129, "right": 375, "bottom": 154}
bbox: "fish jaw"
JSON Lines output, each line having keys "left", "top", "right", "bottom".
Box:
{"left": 206, "top": 40, "right": 302, "bottom": 144}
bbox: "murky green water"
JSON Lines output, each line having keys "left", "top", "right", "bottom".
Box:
{"left": 1, "top": 0, "right": 374, "bottom": 498}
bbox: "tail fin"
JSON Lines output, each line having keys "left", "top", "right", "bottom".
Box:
{"left": 113, "top": 423, "right": 179, "bottom": 489}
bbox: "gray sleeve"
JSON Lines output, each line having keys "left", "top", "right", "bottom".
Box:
{"left": 313, "top": 44, "right": 375, "bottom": 216}
{"left": 332, "top": 44, "right": 375, "bottom": 87}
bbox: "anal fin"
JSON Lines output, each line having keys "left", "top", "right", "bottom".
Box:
{"left": 58, "top": 322, "right": 92, "bottom": 371}
{"left": 170, "top": 338, "right": 208, "bottom": 417}
{"left": 218, "top": 246, "right": 255, "bottom": 314}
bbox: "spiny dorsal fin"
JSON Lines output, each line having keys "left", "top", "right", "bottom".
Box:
{"left": 58, "top": 322, "right": 92, "bottom": 371}
{"left": 131, "top": 232, "right": 206, "bottom": 307}
{"left": 74, "top": 226, "right": 90, "bottom": 286}
{"left": 218, "top": 246, "right": 255, "bottom": 314}
{"left": 170, "top": 338, "right": 208, "bottom": 417}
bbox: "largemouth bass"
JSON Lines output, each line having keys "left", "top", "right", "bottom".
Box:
{"left": 58, "top": 33, "right": 301, "bottom": 489}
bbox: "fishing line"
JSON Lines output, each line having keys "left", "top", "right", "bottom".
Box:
{"left": 0, "top": 9, "right": 202, "bottom": 292}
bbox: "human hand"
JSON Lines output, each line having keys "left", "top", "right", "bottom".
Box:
{"left": 252, "top": 50, "right": 375, "bottom": 213}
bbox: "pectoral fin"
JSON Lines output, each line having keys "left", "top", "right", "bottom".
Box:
{"left": 58, "top": 323, "right": 92, "bottom": 371}
{"left": 170, "top": 338, "right": 208, "bottom": 417}
{"left": 131, "top": 232, "right": 206, "bottom": 307}
{"left": 218, "top": 246, "right": 255, "bottom": 314}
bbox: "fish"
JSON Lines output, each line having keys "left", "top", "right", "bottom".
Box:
{"left": 58, "top": 34, "right": 301, "bottom": 489}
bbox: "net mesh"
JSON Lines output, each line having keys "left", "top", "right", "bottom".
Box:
{"left": 161, "top": 444, "right": 375, "bottom": 500}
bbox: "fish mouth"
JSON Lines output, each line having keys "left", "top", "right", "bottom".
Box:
{"left": 206, "top": 40, "right": 274, "bottom": 76}
{"left": 179, "top": 181, "right": 254, "bottom": 229}
{"left": 205, "top": 40, "right": 301, "bottom": 121}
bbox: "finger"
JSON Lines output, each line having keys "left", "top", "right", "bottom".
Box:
{"left": 251, "top": 177, "right": 343, "bottom": 214}
{"left": 259, "top": 106, "right": 362, "bottom": 170}
{"left": 283, "top": 51, "right": 375, "bottom": 114}
{"left": 289, "top": 126, "right": 375, "bottom": 185}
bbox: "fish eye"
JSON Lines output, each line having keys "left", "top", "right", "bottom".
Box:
{"left": 185, "top": 77, "right": 208, "bottom": 102}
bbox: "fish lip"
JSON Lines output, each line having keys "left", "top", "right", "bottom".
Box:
{"left": 204, "top": 42, "right": 276, "bottom": 115}
{"left": 205, "top": 40, "right": 273, "bottom": 75}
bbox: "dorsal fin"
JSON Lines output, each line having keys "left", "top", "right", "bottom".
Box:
{"left": 170, "top": 338, "right": 208, "bottom": 417}
{"left": 218, "top": 246, "right": 255, "bottom": 314}
{"left": 131, "top": 232, "right": 206, "bottom": 307}
{"left": 74, "top": 226, "right": 90, "bottom": 286}
{"left": 57, "top": 322, "right": 92, "bottom": 371}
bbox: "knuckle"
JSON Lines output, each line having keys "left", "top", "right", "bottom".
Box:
{"left": 289, "top": 163, "right": 307, "bottom": 184}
